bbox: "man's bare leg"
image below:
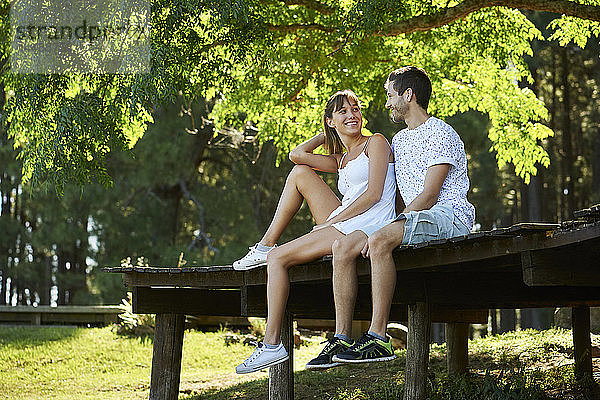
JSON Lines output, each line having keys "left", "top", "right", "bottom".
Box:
{"left": 366, "top": 220, "right": 406, "bottom": 336}
{"left": 331, "top": 231, "right": 368, "bottom": 337}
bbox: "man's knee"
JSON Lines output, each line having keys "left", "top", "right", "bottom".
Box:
{"left": 367, "top": 231, "right": 395, "bottom": 259}
{"left": 332, "top": 236, "right": 361, "bottom": 264}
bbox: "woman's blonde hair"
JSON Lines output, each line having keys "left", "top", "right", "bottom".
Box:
{"left": 322, "top": 89, "right": 361, "bottom": 155}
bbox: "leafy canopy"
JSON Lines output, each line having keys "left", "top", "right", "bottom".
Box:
{"left": 2, "top": 0, "right": 600, "bottom": 188}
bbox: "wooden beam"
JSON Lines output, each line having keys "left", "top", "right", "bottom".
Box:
{"left": 243, "top": 283, "right": 488, "bottom": 323}
{"left": 403, "top": 302, "right": 430, "bottom": 400}
{"left": 124, "top": 269, "right": 244, "bottom": 288}
{"left": 269, "top": 311, "right": 293, "bottom": 400}
{"left": 149, "top": 314, "right": 185, "bottom": 400}
{"left": 406, "top": 269, "right": 600, "bottom": 309}
{"left": 446, "top": 323, "right": 469, "bottom": 376}
{"left": 572, "top": 306, "right": 593, "bottom": 383}
{"left": 133, "top": 287, "right": 241, "bottom": 315}
{"left": 522, "top": 239, "right": 600, "bottom": 286}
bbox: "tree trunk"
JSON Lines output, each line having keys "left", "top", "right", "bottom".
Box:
{"left": 499, "top": 309, "right": 516, "bottom": 333}
{"left": 489, "top": 309, "right": 497, "bottom": 335}
{"left": 561, "top": 47, "right": 575, "bottom": 220}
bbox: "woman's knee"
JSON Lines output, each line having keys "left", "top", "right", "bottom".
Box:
{"left": 288, "top": 164, "right": 314, "bottom": 182}
{"left": 267, "top": 248, "right": 292, "bottom": 271}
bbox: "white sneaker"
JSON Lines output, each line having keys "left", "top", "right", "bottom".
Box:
{"left": 235, "top": 342, "right": 289, "bottom": 374}
{"left": 232, "top": 243, "right": 275, "bottom": 270}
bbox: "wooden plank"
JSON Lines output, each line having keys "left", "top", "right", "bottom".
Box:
{"left": 243, "top": 283, "right": 488, "bottom": 323}
{"left": 109, "top": 222, "right": 600, "bottom": 287}
{"left": 269, "top": 311, "right": 293, "bottom": 400}
{"left": 573, "top": 204, "right": 600, "bottom": 220}
{"left": 403, "top": 302, "right": 430, "bottom": 400}
{"left": 123, "top": 270, "right": 244, "bottom": 288}
{"left": 133, "top": 287, "right": 242, "bottom": 315}
{"left": 572, "top": 306, "right": 592, "bottom": 383}
{"left": 149, "top": 314, "right": 185, "bottom": 400}
{"left": 407, "top": 269, "right": 600, "bottom": 309}
{"left": 522, "top": 239, "right": 600, "bottom": 286}
{"left": 130, "top": 272, "right": 600, "bottom": 320}
{"left": 0, "top": 305, "right": 122, "bottom": 314}
{"left": 0, "top": 306, "right": 121, "bottom": 325}
{"left": 446, "top": 323, "right": 469, "bottom": 376}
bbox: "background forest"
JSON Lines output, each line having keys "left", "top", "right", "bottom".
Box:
{"left": 0, "top": 7, "right": 599, "bottom": 337}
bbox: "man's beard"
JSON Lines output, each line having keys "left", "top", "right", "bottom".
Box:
{"left": 390, "top": 103, "right": 408, "bottom": 123}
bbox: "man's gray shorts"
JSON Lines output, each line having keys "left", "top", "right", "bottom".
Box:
{"left": 358, "top": 204, "right": 470, "bottom": 244}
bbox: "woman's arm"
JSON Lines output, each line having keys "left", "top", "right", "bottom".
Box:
{"left": 315, "top": 134, "right": 392, "bottom": 228}
{"left": 289, "top": 133, "right": 340, "bottom": 173}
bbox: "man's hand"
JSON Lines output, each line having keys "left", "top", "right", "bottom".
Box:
{"left": 361, "top": 241, "right": 370, "bottom": 258}
{"left": 312, "top": 222, "right": 332, "bottom": 232}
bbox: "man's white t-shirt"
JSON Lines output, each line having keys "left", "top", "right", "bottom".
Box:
{"left": 391, "top": 116, "right": 475, "bottom": 229}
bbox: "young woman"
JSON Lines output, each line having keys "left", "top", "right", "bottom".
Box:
{"left": 234, "top": 90, "right": 397, "bottom": 373}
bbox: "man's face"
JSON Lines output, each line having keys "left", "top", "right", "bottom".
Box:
{"left": 385, "top": 81, "right": 409, "bottom": 123}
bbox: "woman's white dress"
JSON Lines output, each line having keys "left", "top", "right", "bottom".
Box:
{"left": 326, "top": 141, "right": 397, "bottom": 236}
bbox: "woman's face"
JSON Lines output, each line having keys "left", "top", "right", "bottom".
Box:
{"left": 327, "top": 98, "right": 362, "bottom": 136}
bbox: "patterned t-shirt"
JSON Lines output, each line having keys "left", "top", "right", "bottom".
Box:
{"left": 392, "top": 116, "right": 475, "bottom": 229}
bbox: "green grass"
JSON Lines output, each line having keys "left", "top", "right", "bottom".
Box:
{"left": 0, "top": 326, "right": 597, "bottom": 399}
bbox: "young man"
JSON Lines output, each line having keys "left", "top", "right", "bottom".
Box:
{"left": 305, "top": 66, "right": 475, "bottom": 369}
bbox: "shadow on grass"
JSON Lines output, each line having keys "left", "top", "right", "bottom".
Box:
{"left": 0, "top": 325, "right": 81, "bottom": 347}
{"left": 181, "top": 354, "right": 407, "bottom": 400}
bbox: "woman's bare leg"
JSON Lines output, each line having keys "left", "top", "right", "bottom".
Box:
{"left": 264, "top": 226, "right": 344, "bottom": 344}
{"left": 260, "top": 165, "right": 341, "bottom": 246}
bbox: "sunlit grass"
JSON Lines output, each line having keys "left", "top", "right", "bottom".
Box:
{"left": 0, "top": 326, "right": 597, "bottom": 399}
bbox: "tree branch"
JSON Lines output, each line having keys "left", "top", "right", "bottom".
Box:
{"left": 178, "top": 179, "right": 218, "bottom": 253}
{"left": 265, "top": 23, "right": 336, "bottom": 33}
{"left": 266, "top": 0, "right": 600, "bottom": 37}
{"left": 379, "top": 0, "right": 600, "bottom": 36}
{"left": 280, "top": 0, "right": 337, "bottom": 15}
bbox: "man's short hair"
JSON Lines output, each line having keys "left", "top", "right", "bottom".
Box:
{"left": 387, "top": 66, "right": 432, "bottom": 111}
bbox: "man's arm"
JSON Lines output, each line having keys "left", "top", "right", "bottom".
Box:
{"left": 361, "top": 163, "right": 451, "bottom": 258}
{"left": 402, "top": 164, "right": 451, "bottom": 212}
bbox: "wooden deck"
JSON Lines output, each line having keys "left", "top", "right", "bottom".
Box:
{"left": 0, "top": 305, "right": 122, "bottom": 326}
{"left": 105, "top": 210, "right": 600, "bottom": 400}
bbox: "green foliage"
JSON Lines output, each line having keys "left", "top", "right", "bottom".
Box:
{"left": 430, "top": 371, "right": 548, "bottom": 400}
{"left": 2, "top": 0, "right": 599, "bottom": 187}
{"left": 549, "top": 17, "right": 600, "bottom": 48}
{"left": 114, "top": 292, "right": 155, "bottom": 340}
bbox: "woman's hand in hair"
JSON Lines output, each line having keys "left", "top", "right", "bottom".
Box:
{"left": 289, "top": 133, "right": 339, "bottom": 173}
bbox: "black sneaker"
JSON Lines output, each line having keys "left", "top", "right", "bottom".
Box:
{"left": 332, "top": 332, "right": 396, "bottom": 363}
{"left": 305, "top": 337, "right": 354, "bottom": 370}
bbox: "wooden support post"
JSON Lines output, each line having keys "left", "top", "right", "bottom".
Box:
{"left": 572, "top": 306, "right": 592, "bottom": 383}
{"left": 149, "top": 314, "right": 185, "bottom": 400}
{"left": 445, "top": 322, "right": 469, "bottom": 376}
{"left": 269, "top": 311, "right": 294, "bottom": 400}
{"left": 404, "top": 302, "right": 431, "bottom": 400}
